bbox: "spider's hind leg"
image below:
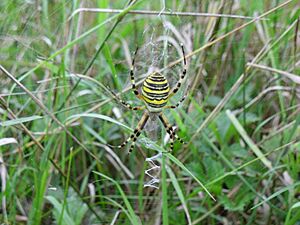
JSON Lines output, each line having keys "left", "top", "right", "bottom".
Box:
{"left": 158, "top": 112, "right": 184, "bottom": 152}
{"left": 128, "top": 112, "right": 149, "bottom": 153}
{"left": 173, "top": 131, "right": 185, "bottom": 144}
{"left": 108, "top": 112, "right": 149, "bottom": 153}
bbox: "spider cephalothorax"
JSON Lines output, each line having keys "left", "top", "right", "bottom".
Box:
{"left": 109, "top": 44, "right": 187, "bottom": 153}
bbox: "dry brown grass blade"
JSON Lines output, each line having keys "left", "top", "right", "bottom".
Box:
{"left": 294, "top": 17, "right": 300, "bottom": 66}
{"left": 259, "top": 120, "right": 297, "bottom": 145}
{"left": 234, "top": 86, "right": 295, "bottom": 115}
{"left": 247, "top": 62, "right": 300, "bottom": 84}
{"left": 0, "top": 154, "right": 8, "bottom": 223}
{"left": 70, "top": 8, "right": 262, "bottom": 20}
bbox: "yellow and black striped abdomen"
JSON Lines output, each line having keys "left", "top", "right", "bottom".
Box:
{"left": 142, "top": 73, "right": 170, "bottom": 109}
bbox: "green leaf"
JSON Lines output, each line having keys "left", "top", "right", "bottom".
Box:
{"left": 219, "top": 185, "right": 255, "bottom": 211}
{"left": 45, "top": 196, "right": 75, "bottom": 225}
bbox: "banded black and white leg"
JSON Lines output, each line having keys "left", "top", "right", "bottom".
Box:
{"left": 112, "top": 112, "right": 149, "bottom": 153}
{"left": 169, "top": 126, "right": 185, "bottom": 144}
{"left": 163, "top": 95, "right": 186, "bottom": 109}
{"left": 158, "top": 113, "right": 184, "bottom": 151}
{"left": 168, "top": 43, "right": 187, "bottom": 98}
{"left": 109, "top": 89, "right": 145, "bottom": 111}
{"left": 130, "top": 47, "right": 143, "bottom": 100}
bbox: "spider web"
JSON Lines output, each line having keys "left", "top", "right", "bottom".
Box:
{"left": 132, "top": 9, "right": 194, "bottom": 190}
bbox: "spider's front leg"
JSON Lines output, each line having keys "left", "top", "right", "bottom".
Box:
{"left": 168, "top": 43, "right": 187, "bottom": 99}
{"left": 109, "top": 90, "right": 145, "bottom": 111}
{"left": 130, "top": 47, "right": 144, "bottom": 100}
{"left": 163, "top": 95, "right": 186, "bottom": 109}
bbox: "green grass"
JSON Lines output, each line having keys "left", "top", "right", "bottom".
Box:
{"left": 1, "top": 0, "right": 300, "bottom": 224}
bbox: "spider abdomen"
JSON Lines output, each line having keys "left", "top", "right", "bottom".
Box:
{"left": 142, "top": 73, "right": 170, "bottom": 108}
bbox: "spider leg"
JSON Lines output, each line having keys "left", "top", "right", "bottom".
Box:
{"left": 163, "top": 95, "right": 186, "bottom": 109}
{"left": 130, "top": 47, "right": 143, "bottom": 100}
{"left": 128, "top": 112, "right": 149, "bottom": 153}
{"left": 158, "top": 113, "right": 177, "bottom": 152}
{"left": 108, "top": 112, "right": 149, "bottom": 153}
{"left": 109, "top": 89, "right": 145, "bottom": 111}
{"left": 170, "top": 127, "right": 185, "bottom": 144}
{"left": 168, "top": 43, "right": 187, "bottom": 99}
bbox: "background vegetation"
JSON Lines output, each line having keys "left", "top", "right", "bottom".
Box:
{"left": 1, "top": 0, "right": 300, "bottom": 224}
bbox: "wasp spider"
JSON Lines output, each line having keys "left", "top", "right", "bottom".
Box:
{"left": 109, "top": 44, "right": 187, "bottom": 153}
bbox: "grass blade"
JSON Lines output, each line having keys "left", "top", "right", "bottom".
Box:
{"left": 93, "top": 171, "right": 141, "bottom": 225}
{"left": 161, "top": 154, "right": 169, "bottom": 225}
{"left": 166, "top": 163, "right": 192, "bottom": 225}
{"left": 0, "top": 115, "right": 43, "bottom": 127}
{"left": 226, "top": 109, "right": 272, "bottom": 169}
{"left": 66, "top": 113, "right": 132, "bottom": 132}
{"left": 251, "top": 182, "right": 300, "bottom": 210}
{"left": 166, "top": 153, "right": 216, "bottom": 201}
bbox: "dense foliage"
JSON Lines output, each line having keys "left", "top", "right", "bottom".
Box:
{"left": 0, "top": 0, "right": 300, "bottom": 224}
